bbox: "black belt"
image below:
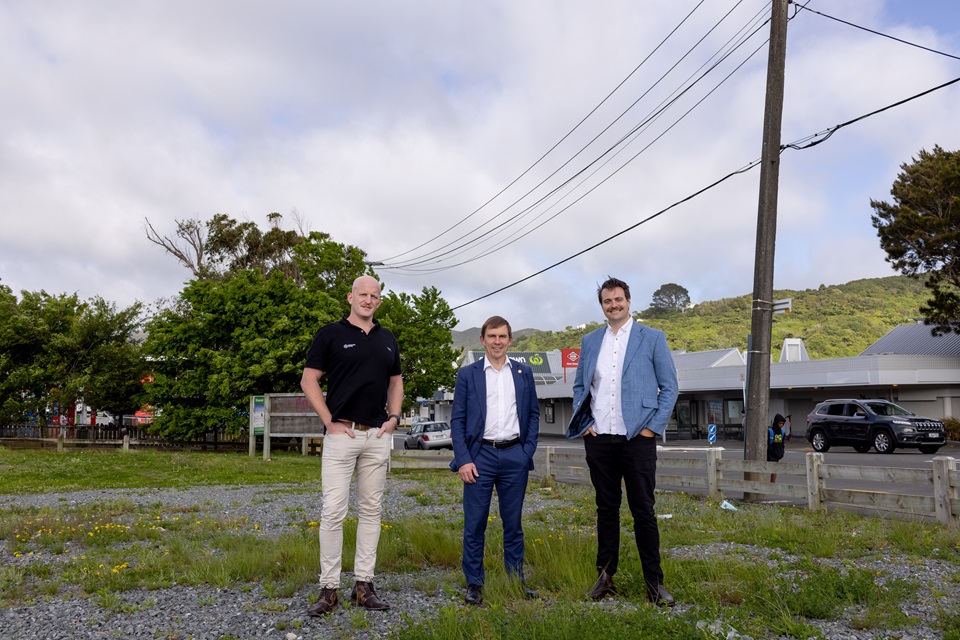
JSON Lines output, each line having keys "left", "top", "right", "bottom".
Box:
{"left": 482, "top": 437, "right": 521, "bottom": 449}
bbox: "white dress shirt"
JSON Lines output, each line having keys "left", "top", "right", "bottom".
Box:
{"left": 589, "top": 320, "right": 632, "bottom": 435}
{"left": 483, "top": 357, "right": 521, "bottom": 441}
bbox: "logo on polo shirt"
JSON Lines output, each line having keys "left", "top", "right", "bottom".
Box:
{"left": 343, "top": 343, "right": 356, "bottom": 349}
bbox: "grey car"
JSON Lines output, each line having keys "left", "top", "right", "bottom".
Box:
{"left": 806, "top": 399, "right": 945, "bottom": 454}
{"left": 403, "top": 421, "right": 453, "bottom": 450}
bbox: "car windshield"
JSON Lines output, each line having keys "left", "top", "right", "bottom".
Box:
{"left": 425, "top": 423, "right": 449, "bottom": 432}
{"left": 863, "top": 401, "right": 914, "bottom": 417}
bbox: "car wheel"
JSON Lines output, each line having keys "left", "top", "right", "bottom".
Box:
{"left": 810, "top": 429, "right": 830, "bottom": 452}
{"left": 403, "top": 440, "right": 411, "bottom": 450}
{"left": 417, "top": 440, "right": 425, "bottom": 450}
{"left": 918, "top": 445, "right": 941, "bottom": 454}
{"left": 873, "top": 430, "right": 896, "bottom": 454}
{"left": 853, "top": 444, "right": 871, "bottom": 453}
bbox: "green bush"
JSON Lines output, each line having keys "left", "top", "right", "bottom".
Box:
{"left": 942, "top": 416, "right": 960, "bottom": 441}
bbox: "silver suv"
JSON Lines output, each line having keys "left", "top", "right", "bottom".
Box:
{"left": 806, "top": 399, "right": 945, "bottom": 454}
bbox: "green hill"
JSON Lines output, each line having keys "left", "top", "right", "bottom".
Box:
{"left": 511, "top": 276, "right": 931, "bottom": 359}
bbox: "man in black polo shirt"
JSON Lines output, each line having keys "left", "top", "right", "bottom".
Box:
{"left": 301, "top": 275, "right": 403, "bottom": 616}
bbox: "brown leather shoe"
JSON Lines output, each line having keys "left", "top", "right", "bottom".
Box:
{"left": 647, "top": 583, "right": 675, "bottom": 607}
{"left": 306, "top": 587, "right": 338, "bottom": 616}
{"left": 588, "top": 570, "right": 615, "bottom": 600}
{"left": 350, "top": 581, "right": 391, "bottom": 611}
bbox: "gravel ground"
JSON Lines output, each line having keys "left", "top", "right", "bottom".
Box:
{"left": 2, "top": 481, "right": 958, "bottom": 640}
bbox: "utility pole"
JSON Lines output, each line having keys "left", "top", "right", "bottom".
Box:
{"left": 744, "top": 0, "right": 789, "bottom": 500}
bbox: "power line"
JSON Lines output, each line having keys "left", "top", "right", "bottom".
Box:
{"left": 380, "top": 2, "right": 773, "bottom": 271}
{"left": 389, "top": 20, "right": 770, "bottom": 273}
{"left": 448, "top": 74, "right": 960, "bottom": 313}
{"left": 401, "top": 34, "right": 771, "bottom": 276}
{"left": 795, "top": 5, "right": 960, "bottom": 61}
{"left": 372, "top": 0, "right": 711, "bottom": 265}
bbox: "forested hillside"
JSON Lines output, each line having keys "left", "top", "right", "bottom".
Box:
{"left": 509, "top": 276, "right": 930, "bottom": 359}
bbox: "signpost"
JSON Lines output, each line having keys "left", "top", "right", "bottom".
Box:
{"left": 707, "top": 423, "right": 717, "bottom": 445}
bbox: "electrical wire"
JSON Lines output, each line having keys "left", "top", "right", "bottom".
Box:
{"left": 378, "top": 2, "right": 773, "bottom": 271}
{"left": 388, "top": 6, "right": 773, "bottom": 272}
{"left": 447, "top": 74, "right": 960, "bottom": 313}
{"left": 377, "top": 0, "right": 757, "bottom": 270}
{"left": 396, "top": 35, "right": 771, "bottom": 275}
{"left": 795, "top": 5, "right": 960, "bottom": 61}
{"left": 392, "top": 14, "right": 766, "bottom": 273}
{"left": 373, "top": 0, "right": 711, "bottom": 265}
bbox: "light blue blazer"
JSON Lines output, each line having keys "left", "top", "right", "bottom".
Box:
{"left": 567, "top": 323, "right": 678, "bottom": 440}
{"left": 449, "top": 358, "right": 540, "bottom": 472}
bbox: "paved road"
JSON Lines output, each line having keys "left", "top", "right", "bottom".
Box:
{"left": 393, "top": 431, "right": 960, "bottom": 501}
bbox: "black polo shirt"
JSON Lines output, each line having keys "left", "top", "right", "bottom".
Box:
{"left": 304, "top": 317, "right": 401, "bottom": 427}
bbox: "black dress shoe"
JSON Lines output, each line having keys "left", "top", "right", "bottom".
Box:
{"left": 647, "top": 583, "right": 675, "bottom": 607}
{"left": 521, "top": 583, "right": 539, "bottom": 599}
{"left": 588, "top": 571, "right": 614, "bottom": 600}
{"left": 465, "top": 583, "right": 483, "bottom": 605}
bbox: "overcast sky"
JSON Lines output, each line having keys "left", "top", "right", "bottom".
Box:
{"left": 2, "top": 0, "right": 959, "bottom": 331}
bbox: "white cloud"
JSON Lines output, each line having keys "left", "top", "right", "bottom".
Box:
{"left": 1, "top": 0, "right": 958, "bottom": 331}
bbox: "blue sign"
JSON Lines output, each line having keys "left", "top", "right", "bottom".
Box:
{"left": 707, "top": 423, "right": 717, "bottom": 444}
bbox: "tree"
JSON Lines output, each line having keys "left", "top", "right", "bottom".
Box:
{"left": 647, "top": 283, "right": 691, "bottom": 316}
{"left": 378, "top": 287, "right": 461, "bottom": 408}
{"left": 871, "top": 146, "right": 960, "bottom": 335}
{"left": 143, "top": 270, "right": 342, "bottom": 439}
{"left": 144, "top": 213, "right": 461, "bottom": 437}
{"left": 0, "top": 286, "right": 147, "bottom": 425}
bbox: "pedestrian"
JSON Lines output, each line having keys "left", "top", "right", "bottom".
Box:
{"left": 300, "top": 275, "right": 404, "bottom": 616}
{"left": 567, "top": 277, "right": 679, "bottom": 607}
{"left": 450, "top": 316, "right": 540, "bottom": 605}
{"left": 768, "top": 414, "right": 787, "bottom": 483}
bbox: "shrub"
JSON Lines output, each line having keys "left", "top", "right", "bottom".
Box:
{"left": 942, "top": 416, "right": 960, "bottom": 441}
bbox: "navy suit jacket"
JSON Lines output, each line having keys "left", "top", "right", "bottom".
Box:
{"left": 449, "top": 358, "right": 540, "bottom": 472}
{"left": 567, "top": 322, "right": 678, "bottom": 440}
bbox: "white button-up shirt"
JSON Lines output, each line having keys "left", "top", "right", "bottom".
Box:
{"left": 483, "top": 357, "right": 521, "bottom": 441}
{"left": 589, "top": 321, "right": 632, "bottom": 436}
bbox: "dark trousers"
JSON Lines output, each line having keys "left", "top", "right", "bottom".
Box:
{"left": 584, "top": 433, "right": 663, "bottom": 588}
{"left": 461, "top": 443, "right": 529, "bottom": 586}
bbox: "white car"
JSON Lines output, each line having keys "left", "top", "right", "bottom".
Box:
{"left": 404, "top": 421, "right": 453, "bottom": 450}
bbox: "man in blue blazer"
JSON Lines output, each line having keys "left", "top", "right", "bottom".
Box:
{"left": 567, "top": 277, "right": 679, "bottom": 606}
{"left": 450, "top": 315, "right": 540, "bottom": 605}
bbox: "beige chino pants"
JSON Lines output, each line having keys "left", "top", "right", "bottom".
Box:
{"left": 318, "top": 430, "right": 391, "bottom": 588}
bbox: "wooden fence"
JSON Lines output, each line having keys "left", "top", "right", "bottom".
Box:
{"left": 0, "top": 425, "right": 248, "bottom": 452}
{"left": 390, "top": 447, "right": 960, "bottom": 527}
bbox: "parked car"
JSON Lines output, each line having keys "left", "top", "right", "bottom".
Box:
{"left": 806, "top": 399, "right": 945, "bottom": 454}
{"left": 403, "top": 421, "right": 453, "bottom": 450}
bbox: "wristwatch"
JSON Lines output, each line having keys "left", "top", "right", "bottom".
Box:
{"left": 388, "top": 414, "right": 402, "bottom": 424}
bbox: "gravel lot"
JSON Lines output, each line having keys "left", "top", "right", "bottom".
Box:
{"left": 1, "top": 481, "right": 957, "bottom": 640}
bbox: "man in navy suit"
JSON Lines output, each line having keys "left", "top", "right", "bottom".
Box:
{"left": 567, "top": 277, "right": 679, "bottom": 606}
{"left": 450, "top": 315, "right": 540, "bottom": 605}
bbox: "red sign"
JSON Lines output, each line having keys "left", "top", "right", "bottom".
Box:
{"left": 561, "top": 349, "right": 580, "bottom": 368}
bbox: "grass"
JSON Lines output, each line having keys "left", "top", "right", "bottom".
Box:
{"left": 2, "top": 447, "right": 960, "bottom": 638}
{"left": 0, "top": 447, "right": 321, "bottom": 493}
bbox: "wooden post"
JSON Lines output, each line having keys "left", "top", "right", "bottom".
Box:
{"left": 806, "top": 452, "right": 824, "bottom": 511}
{"left": 932, "top": 456, "right": 958, "bottom": 527}
{"left": 545, "top": 447, "right": 554, "bottom": 482}
{"left": 249, "top": 395, "right": 257, "bottom": 458}
{"left": 706, "top": 448, "right": 722, "bottom": 501}
{"left": 122, "top": 434, "right": 130, "bottom": 452}
{"left": 744, "top": 0, "right": 790, "bottom": 501}
{"left": 263, "top": 394, "right": 272, "bottom": 461}
{"left": 57, "top": 432, "right": 64, "bottom": 452}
